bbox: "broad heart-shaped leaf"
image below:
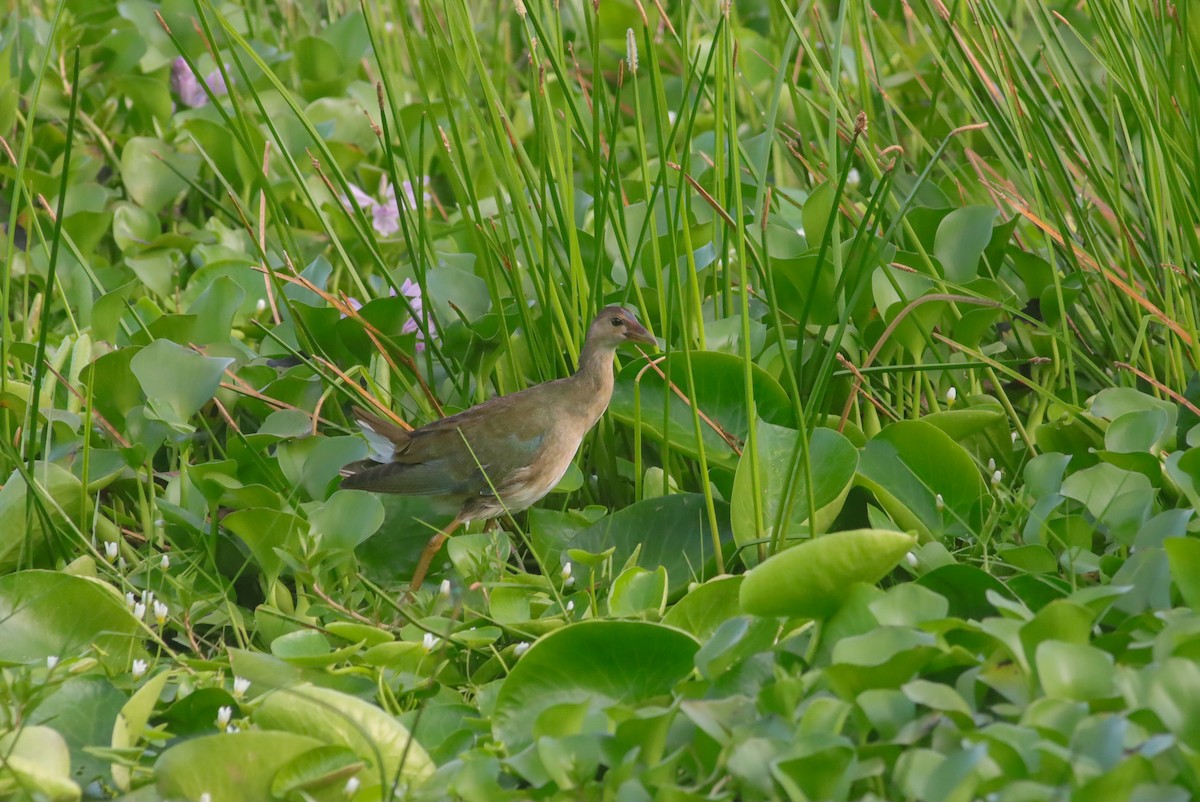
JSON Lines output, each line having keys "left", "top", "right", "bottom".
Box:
{"left": 222, "top": 508, "right": 307, "bottom": 583}
{"left": 308, "top": 490, "right": 384, "bottom": 552}
{"left": 934, "top": 206, "right": 998, "bottom": 283}
{"left": 0, "top": 725, "right": 80, "bottom": 802}
{"left": 119, "top": 136, "right": 200, "bottom": 212}
{"left": 1059, "top": 462, "right": 1153, "bottom": 547}
{"left": 731, "top": 423, "right": 857, "bottom": 565}
{"left": 156, "top": 731, "right": 324, "bottom": 802}
{"left": 130, "top": 339, "right": 234, "bottom": 431}
{"left": 0, "top": 570, "right": 142, "bottom": 671}
{"left": 252, "top": 684, "right": 435, "bottom": 787}
{"left": 492, "top": 621, "right": 698, "bottom": 750}
{"left": 856, "top": 420, "right": 988, "bottom": 541}
{"left": 0, "top": 462, "right": 82, "bottom": 572}
{"left": 566, "top": 493, "right": 733, "bottom": 595}
{"left": 608, "top": 351, "right": 796, "bottom": 470}
{"left": 739, "top": 529, "right": 917, "bottom": 619}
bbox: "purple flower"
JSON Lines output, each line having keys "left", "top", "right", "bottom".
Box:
{"left": 395, "top": 278, "right": 435, "bottom": 351}
{"left": 170, "top": 57, "right": 227, "bottom": 109}
{"left": 340, "top": 176, "right": 430, "bottom": 238}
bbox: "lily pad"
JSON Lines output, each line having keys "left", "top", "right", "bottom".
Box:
{"left": 492, "top": 620, "right": 698, "bottom": 750}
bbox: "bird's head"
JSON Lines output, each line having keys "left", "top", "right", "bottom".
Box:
{"left": 586, "top": 305, "right": 656, "bottom": 350}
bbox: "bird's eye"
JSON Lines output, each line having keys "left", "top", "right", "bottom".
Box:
{"left": 610, "top": 317, "right": 624, "bottom": 327}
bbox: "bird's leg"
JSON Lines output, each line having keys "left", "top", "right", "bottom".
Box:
{"left": 409, "top": 517, "right": 464, "bottom": 593}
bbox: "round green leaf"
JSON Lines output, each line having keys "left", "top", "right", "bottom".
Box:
{"left": 857, "top": 420, "right": 988, "bottom": 541}
{"left": 120, "top": 136, "right": 200, "bottom": 213}
{"left": 0, "top": 570, "right": 141, "bottom": 670}
{"left": 731, "top": 423, "right": 857, "bottom": 563}
{"left": 609, "top": 351, "right": 795, "bottom": 470}
{"left": 739, "top": 529, "right": 917, "bottom": 619}
{"left": 253, "top": 684, "right": 435, "bottom": 787}
{"left": 156, "top": 731, "right": 323, "bottom": 802}
{"left": 567, "top": 493, "right": 732, "bottom": 595}
{"left": 130, "top": 339, "right": 235, "bottom": 430}
{"left": 934, "top": 206, "right": 998, "bottom": 283}
{"left": 492, "top": 620, "right": 699, "bottom": 750}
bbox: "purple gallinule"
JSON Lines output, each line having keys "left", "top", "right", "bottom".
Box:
{"left": 341, "top": 306, "right": 656, "bottom": 591}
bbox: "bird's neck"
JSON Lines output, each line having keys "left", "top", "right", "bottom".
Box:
{"left": 573, "top": 340, "right": 617, "bottom": 399}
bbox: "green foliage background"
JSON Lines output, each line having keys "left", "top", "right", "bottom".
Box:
{"left": 3, "top": 0, "right": 1200, "bottom": 799}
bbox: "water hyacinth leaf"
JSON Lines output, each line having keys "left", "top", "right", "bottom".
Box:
{"left": 0, "top": 726, "right": 80, "bottom": 802}
{"left": 0, "top": 463, "right": 84, "bottom": 572}
{"left": 120, "top": 136, "right": 200, "bottom": 212}
{"left": 731, "top": 423, "right": 857, "bottom": 564}
{"left": 253, "top": 684, "right": 435, "bottom": 786}
{"left": 186, "top": 275, "right": 245, "bottom": 345}
{"left": 739, "top": 529, "right": 917, "bottom": 619}
{"left": 308, "top": 490, "right": 384, "bottom": 552}
{"left": 608, "top": 565, "right": 668, "bottom": 617}
{"left": 567, "top": 493, "right": 733, "bottom": 595}
{"left": 662, "top": 575, "right": 744, "bottom": 640}
{"left": 0, "top": 570, "right": 142, "bottom": 671}
{"left": 270, "top": 744, "right": 363, "bottom": 799}
{"left": 856, "top": 420, "right": 987, "bottom": 541}
{"left": 934, "top": 206, "right": 998, "bottom": 283}
{"left": 492, "top": 621, "right": 698, "bottom": 750}
{"left": 1164, "top": 537, "right": 1200, "bottom": 610}
{"left": 130, "top": 339, "right": 234, "bottom": 431}
{"left": 916, "top": 564, "right": 1012, "bottom": 620}
{"left": 609, "top": 351, "right": 795, "bottom": 470}
{"left": 156, "top": 731, "right": 324, "bottom": 802}
{"left": 29, "top": 677, "right": 127, "bottom": 789}
{"left": 1059, "top": 462, "right": 1154, "bottom": 546}
{"left": 222, "top": 508, "right": 307, "bottom": 582}
{"left": 1035, "top": 641, "right": 1115, "bottom": 700}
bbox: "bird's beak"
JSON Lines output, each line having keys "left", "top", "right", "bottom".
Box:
{"left": 624, "top": 320, "right": 657, "bottom": 347}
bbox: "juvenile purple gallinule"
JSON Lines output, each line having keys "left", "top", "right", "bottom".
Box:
{"left": 341, "top": 306, "right": 655, "bottom": 591}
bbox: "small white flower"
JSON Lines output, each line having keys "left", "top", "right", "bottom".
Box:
{"left": 226, "top": 724, "right": 238, "bottom": 734}
{"left": 992, "top": 470, "right": 1003, "bottom": 487}
{"left": 625, "top": 28, "right": 638, "bottom": 74}
{"left": 233, "top": 677, "right": 251, "bottom": 698}
{"left": 945, "top": 387, "right": 957, "bottom": 405}
{"left": 344, "top": 776, "right": 361, "bottom": 796}
{"left": 846, "top": 168, "right": 861, "bottom": 187}
{"left": 216, "top": 706, "right": 232, "bottom": 728}
{"left": 905, "top": 552, "right": 919, "bottom": 568}
{"left": 153, "top": 600, "right": 169, "bottom": 627}
{"left": 118, "top": 557, "right": 127, "bottom": 571}
{"left": 132, "top": 659, "right": 148, "bottom": 678}
{"left": 46, "top": 655, "right": 59, "bottom": 669}
{"left": 439, "top": 579, "right": 451, "bottom": 597}
{"left": 987, "top": 458, "right": 996, "bottom": 472}
{"left": 566, "top": 600, "right": 575, "bottom": 612}
{"left": 199, "top": 794, "right": 212, "bottom": 802}
{"left": 160, "top": 554, "right": 170, "bottom": 570}
{"left": 255, "top": 298, "right": 267, "bottom": 314}
{"left": 422, "top": 632, "right": 438, "bottom": 650}
{"left": 935, "top": 493, "right": 944, "bottom": 511}
{"left": 125, "top": 592, "right": 136, "bottom": 609}
{"left": 565, "top": 576, "right": 575, "bottom": 588}
{"left": 104, "top": 541, "right": 118, "bottom": 561}
{"left": 561, "top": 562, "right": 572, "bottom": 579}
{"left": 514, "top": 642, "right": 531, "bottom": 657}
{"left": 796, "top": 226, "right": 806, "bottom": 237}
{"left": 1011, "top": 430, "right": 1019, "bottom": 443}
{"left": 133, "top": 602, "right": 146, "bottom": 621}
{"left": 142, "top": 590, "right": 155, "bottom": 608}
